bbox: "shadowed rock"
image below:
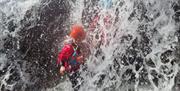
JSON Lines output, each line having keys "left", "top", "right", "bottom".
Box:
{"left": 18, "top": 0, "right": 71, "bottom": 90}
{"left": 1, "top": 0, "right": 71, "bottom": 90}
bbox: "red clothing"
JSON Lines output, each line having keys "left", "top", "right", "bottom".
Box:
{"left": 57, "top": 44, "right": 80, "bottom": 72}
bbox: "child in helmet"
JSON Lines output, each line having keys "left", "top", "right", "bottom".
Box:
{"left": 57, "top": 24, "right": 90, "bottom": 90}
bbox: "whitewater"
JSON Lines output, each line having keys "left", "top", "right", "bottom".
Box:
{"left": 0, "top": 0, "right": 180, "bottom": 91}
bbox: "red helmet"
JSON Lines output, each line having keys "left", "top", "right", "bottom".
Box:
{"left": 70, "top": 24, "right": 86, "bottom": 41}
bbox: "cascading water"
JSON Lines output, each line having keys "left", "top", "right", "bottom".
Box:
{"left": 68, "top": 0, "right": 180, "bottom": 91}
{"left": 0, "top": 0, "right": 41, "bottom": 90}
{"left": 0, "top": 0, "right": 180, "bottom": 91}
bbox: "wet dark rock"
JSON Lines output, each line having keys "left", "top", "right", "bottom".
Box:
{"left": 174, "top": 28, "right": 180, "bottom": 73}
{"left": 121, "top": 48, "right": 138, "bottom": 65}
{"left": 102, "top": 86, "right": 116, "bottom": 91}
{"left": 121, "top": 34, "right": 133, "bottom": 43}
{"left": 19, "top": 0, "right": 70, "bottom": 88}
{"left": 121, "top": 55, "right": 129, "bottom": 66}
{"left": 138, "top": 68, "right": 151, "bottom": 87}
{"left": 113, "top": 58, "right": 121, "bottom": 75}
{"left": 128, "top": 10, "right": 136, "bottom": 21}
{"left": 0, "top": 66, "right": 8, "bottom": 77}
{"left": 95, "top": 48, "right": 103, "bottom": 58}
{"left": 114, "top": 8, "right": 120, "bottom": 24}
{"left": 137, "top": 2, "right": 147, "bottom": 21}
{"left": 1, "top": 84, "right": 5, "bottom": 91}
{"left": 94, "top": 74, "right": 106, "bottom": 87}
{"left": 131, "top": 38, "right": 138, "bottom": 49}
{"left": 3, "top": 36, "right": 14, "bottom": 50}
{"left": 129, "top": 1, "right": 147, "bottom": 22}
{"left": 139, "top": 32, "right": 152, "bottom": 56}
{"left": 126, "top": 48, "right": 138, "bottom": 57}
{"left": 160, "top": 65, "right": 174, "bottom": 75}
{"left": 102, "top": 56, "right": 105, "bottom": 60}
{"left": 150, "top": 70, "right": 158, "bottom": 87}
{"left": 138, "top": 25, "right": 148, "bottom": 32}
{"left": 6, "top": 71, "right": 20, "bottom": 85}
{"left": 172, "top": 2, "right": 180, "bottom": 22}
{"left": 174, "top": 72, "right": 180, "bottom": 90}
{"left": 135, "top": 57, "right": 143, "bottom": 71}
{"left": 171, "top": 59, "right": 177, "bottom": 65}
{"left": 0, "top": 0, "right": 71, "bottom": 90}
{"left": 122, "top": 69, "right": 136, "bottom": 84}
{"left": 7, "top": 20, "right": 17, "bottom": 32}
{"left": 176, "top": 28, "right": 180, "bottom": 42}
{"left": 145, "top": 58, "right": 156, "bottom": 68}
{"left": 160, "top": 50, "right": 173, "bottom": 64}
{"left": 128, "top": 56, "right": 136, "bottom": 65}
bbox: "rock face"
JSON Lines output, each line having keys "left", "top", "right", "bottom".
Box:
{"left": 19, "top": 0, "right": 71, "bottom": 90}
{"left": 0, "top": 0, "right": 71, "bottom": 90}
{"left": 173, "top": 1, "right": 180, "bottom": 91}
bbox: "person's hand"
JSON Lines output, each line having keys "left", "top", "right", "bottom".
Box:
{"left": 59, "top": 66, "right": 65, "bottom": 75}
{"left": 68, "top": 65, "right": 72, "bottom": 70}
{"left": 76, "top": 55, "right": 84, "bottom": 64}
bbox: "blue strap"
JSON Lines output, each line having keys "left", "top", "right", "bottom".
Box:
{"left": 69, "top": 46, "right": 79, "bottom": 66}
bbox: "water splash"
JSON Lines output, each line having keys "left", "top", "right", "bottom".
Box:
{"left": 79, "top": 0, "right": 180, "bottom": 91}
{"left": 0, "top": 0, "right": 180, "bottom": 91}
{"left": 0, "top": 0, "right": 41, "bottom": 90}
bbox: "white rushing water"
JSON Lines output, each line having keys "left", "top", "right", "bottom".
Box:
{"left": 0, "top": 0, "right": 180, "bottom": 91}
{"left": 0, "top": 0, "right": 40, "bottom": 90}
{"left": 64, "top": 0, "right": 179, "bottom": 91}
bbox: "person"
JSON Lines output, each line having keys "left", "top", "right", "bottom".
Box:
{"left": 57, "top": 24, "right": 90, "bottom": 91}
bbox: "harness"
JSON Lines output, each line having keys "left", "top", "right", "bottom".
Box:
{"left": 69, "top": 45, "right": 80, "bottom": 66}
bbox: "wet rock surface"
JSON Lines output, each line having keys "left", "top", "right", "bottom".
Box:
{"left": 0, "top": 0, "right": 71, "bottom": 90}
{"left": 173, "top": 1, "right": 180, "bottom": 91}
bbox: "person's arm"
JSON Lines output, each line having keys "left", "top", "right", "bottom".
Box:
{"left": 59, "top": 66, "right": 65, "bottom": 75}
{"left": 57, "top": 44, "right": 73, "bottom": 74}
